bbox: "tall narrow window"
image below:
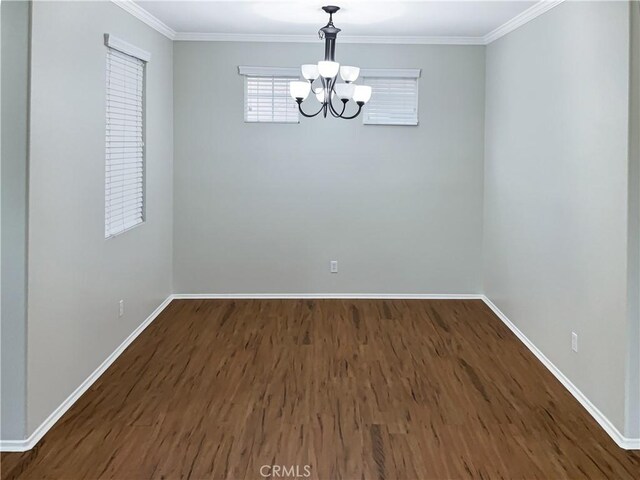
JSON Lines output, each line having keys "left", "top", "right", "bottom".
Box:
{"left": 105, "top": 36, "right": 149, "bottom": 238}
{"left": 361, "top": 69, "right": 421, "bottom": 126}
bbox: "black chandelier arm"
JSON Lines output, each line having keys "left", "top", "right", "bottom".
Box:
{"left": 296, "top": 99, "right": 325, "bottom": 118}
{"left": 325, "top": 78, "right": 348, "bottom": 117}
{"left": 328, "top": 96, "right": 347, "bottom": 117}
{"left": 339, "top": 101, "right": 364, "bottom": 120}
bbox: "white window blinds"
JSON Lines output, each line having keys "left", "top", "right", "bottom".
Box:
{"left": 239, "top": 66, "right": 300, "bottom": 123}
{"left": 105, "top": 46, "right": 145, "bottom": 238}
{"left": 362, "top": 72, "right": 420, "bottom": 126}
{"left": 244, "top": 75, "right": 299, "bottom": 123}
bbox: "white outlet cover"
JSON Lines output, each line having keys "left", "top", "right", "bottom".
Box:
{"left": 571, "top": 332, "right": 578, "bottom": 352}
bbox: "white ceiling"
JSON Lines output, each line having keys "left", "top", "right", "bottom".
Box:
{"left": 133, "top": 0, "right": 545, "bottom": 41}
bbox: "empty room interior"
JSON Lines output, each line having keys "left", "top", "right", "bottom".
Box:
{"left": 2, "top": 0, "right": 640, "bottom": 478}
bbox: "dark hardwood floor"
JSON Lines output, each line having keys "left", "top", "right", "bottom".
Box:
{"left": 2, "top": 299, "right": 639, "bottom": 479}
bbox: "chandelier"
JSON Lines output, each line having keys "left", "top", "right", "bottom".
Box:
{"left": 289, "top": 5, "right": 372, "bottom": 119}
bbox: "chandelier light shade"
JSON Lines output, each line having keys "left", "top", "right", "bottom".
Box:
{"left": 290, "top": 81, "right": 311, "bottom": 101}
{"left": 340, "top": 66, "right": 360, "bottom": 83}
{"left": 353, "top": 85, "right": 373, "bottom": 104}
{"left": 290, "top": 5, "right": 372, "bottom": 120}
{"left": 301, "top": 64, "right": 320, "bottom": 80}
{"left": 318, "top": 60, "right": 340, "bottom": 79}
{"left": 334, "top": 83, "right": 355, "bottom": 100}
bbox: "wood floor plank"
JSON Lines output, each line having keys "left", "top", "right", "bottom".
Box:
{"left": 2, "top": 299, "right": 639, "bottom": 479}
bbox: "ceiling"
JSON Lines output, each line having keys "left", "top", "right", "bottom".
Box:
{"left": 132, "top": 0, "right": 551, "bottom": 43}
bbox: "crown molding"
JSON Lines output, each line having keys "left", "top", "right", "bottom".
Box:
{"left": 483, "top": 0, "right": 565, "bottom": 44}
{"left": 173, "top": 32, "right": 485, "bottom": 45}
{"left": 111, "top": 0, "right": 176, "bottom": 40}
{"left": 112, "top": 0, "right": 564, "bottom": 46}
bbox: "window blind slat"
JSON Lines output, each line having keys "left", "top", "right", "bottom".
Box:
{"left": 105, "top": 46, "right": 145, "bottom": 238}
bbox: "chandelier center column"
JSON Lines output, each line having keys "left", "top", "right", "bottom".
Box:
{"left": 319, "top": 6, "right": 341, "bottom": 61}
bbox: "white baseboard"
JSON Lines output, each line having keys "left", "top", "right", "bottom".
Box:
{"left": 481, "top": 295, "right": 640, "bottom": 451}
{"left": 4, "top": 293, "right": 637, "bottom": 452}
{"left": 172, "top": 293, "right": 483, "bottom": 300}
{"left": 0, "top": 295, "right": 174, "bottom": 452}
{"left": 1, "top": 292, "right": 477, "bottom": 452}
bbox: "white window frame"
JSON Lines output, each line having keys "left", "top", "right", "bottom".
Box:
{"left": 360, "top": 68, "right": 421, "bottom": 126}
{"left": 104, "top": 34, "right": 150, "bottom": 239}
{"left": 238, "top": 66, "right": 300, "bottom": 124}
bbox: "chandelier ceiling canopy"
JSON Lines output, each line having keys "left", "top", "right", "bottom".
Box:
{"left": 289, "top": 6, "right": 372, "bottom": 120}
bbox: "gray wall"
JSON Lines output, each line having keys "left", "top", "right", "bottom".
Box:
{"left": 483, "top": 0, "right": 631, "bottom": 434}
{"left": 26, "top": 0, "right": 173, "bottom": 433}
{"left": 1, "top": 0, "right": 30, "bottom": 441}
{"left": 173, "top": 42, "right": 485, "bottom": 294}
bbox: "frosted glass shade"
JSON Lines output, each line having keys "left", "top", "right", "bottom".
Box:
{"left": 301, "top": 64, "right": 319, "bottom": 80}
{"left": 318, "top": 61, "right": 340, "bottom": 79}
{"left": 353, "top": 85, "right": 372, "bottom": 103}
{"left": 314, "top": 88, "right": 335, "bottom": 103}
{"left": 340, "top": 66, "right": 360, "bottom": 83}
{"left": 334, "top": 83, "right": 355, "bottom": 100}
{"left": 290, "top": 81, "right": 311, "bottom": 100}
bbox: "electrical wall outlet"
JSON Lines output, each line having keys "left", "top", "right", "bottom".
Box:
{"left": 571, "top": 332, "right": 578, "bottom": 352}
{"left": 330, "top": 260, "right": 338, "bottom": 273}
{"left": 119, "top": 300, "right": 125, "bottom": 317}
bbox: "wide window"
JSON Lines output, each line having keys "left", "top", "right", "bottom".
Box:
{"left": 361, "top": 69, "right": 421, "bottom": 126}
{"left": 237, "top": 66, "right": 420, "bottom": 126}
{"left": 104, "top": 35, "right": 150, "bottom": 238}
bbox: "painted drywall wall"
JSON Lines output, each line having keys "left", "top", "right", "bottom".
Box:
{"left": 483, "top": 0, "right": 631, "bottom": 434}
{"left": 626, "top": 0, "right": 640, "bottom": 438}
{"left": 173, "top": 42, "right": 485, "bottom": 294}
{"left": 26, "top": 0, "right": 173, "bottom": 434}
{"left": 1, "top": 0, "right": 29, "bottom": 441}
